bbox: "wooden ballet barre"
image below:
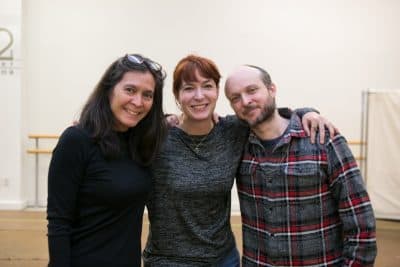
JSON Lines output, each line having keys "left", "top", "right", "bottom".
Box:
{"left": 28, "top": 134, "right": 60, "bottom": 139}
{"left": 27, "top": 134, "right": 58, "bottom": 155}
{"left": 347, "top": 140, "right": 366, "bottom": 161}
{"left": 27, "top": 149, "right": 53, "bottom": 154}
{"left": 348, "top": 140, "right": 366, "bottom": 145}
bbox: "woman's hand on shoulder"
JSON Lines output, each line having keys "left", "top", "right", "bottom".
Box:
{"left": 302, "top": 112, "right": 339, "bottom": 144}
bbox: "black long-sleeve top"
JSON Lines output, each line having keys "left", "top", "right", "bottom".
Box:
{"left": 47, "top": 126, "right": 152, "bottom": 267}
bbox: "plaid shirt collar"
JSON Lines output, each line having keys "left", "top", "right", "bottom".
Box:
{"left": 247, "top": 113, "right": 308, "bottom": 150}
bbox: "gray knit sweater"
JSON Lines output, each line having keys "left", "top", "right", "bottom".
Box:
{"left": 143, "top": 115, "right": 248, "bottom": 266}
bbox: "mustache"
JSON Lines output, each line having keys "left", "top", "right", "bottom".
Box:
{"left": 242, "top": 104, "right": 258, "bottom": 115}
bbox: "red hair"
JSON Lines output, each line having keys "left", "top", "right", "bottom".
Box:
{"left": 172, "top": 55, "right": 221, "bottom": 100}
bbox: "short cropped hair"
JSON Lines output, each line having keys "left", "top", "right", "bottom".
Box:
{"left": 245, "top": 64, "right": 272, "bottom": 87}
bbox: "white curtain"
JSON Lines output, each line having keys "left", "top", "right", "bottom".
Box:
{"left": 366, "top": 90, "right": 400, "bottom": 220}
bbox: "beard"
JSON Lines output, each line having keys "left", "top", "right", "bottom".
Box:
{"left": 244, "top": 97, "right": 276, "bottom": 128}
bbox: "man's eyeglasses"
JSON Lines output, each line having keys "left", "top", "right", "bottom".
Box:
{"left": 126, "top": 54, "right": 162, "bottom": 72}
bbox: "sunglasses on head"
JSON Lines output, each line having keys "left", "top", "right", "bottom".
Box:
{"left": 126, "top": 54, "right": 162, "bottom": 72}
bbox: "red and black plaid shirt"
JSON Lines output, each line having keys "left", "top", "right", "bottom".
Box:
{"left": 237, "top": 114, "right": 377, "bottom": 266}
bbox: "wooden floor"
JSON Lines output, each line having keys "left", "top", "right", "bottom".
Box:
{"left": 0, "top": 210, "right": 399, "bottom": 267}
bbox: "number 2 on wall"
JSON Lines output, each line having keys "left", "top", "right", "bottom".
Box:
{"left": 0, "top": 27, "right": 14, "bottom": 61}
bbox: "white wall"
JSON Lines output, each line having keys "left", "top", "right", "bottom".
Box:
{"left": 4, "top": 0, "right": 400, "bottom": 209}
{"left": 0, "top": 0, "right": 25, "bottom": 209}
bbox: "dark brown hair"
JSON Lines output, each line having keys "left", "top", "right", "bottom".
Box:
{"left": 79, "top": 54, "right": 167, "bottom": 165}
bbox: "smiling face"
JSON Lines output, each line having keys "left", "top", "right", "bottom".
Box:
{"left": 109, "top": 70, "right": 156, "bottom": 131}
{"left": 225, "top": 66, "right": 276, "bottom": 127}
{"left": 177, "top": 70, "right": 219, "bottom": 122}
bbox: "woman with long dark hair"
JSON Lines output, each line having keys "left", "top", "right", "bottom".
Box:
{"left": 47, "top": 54, "right": 167, "bottom": 267}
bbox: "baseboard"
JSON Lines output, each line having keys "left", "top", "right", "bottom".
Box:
{"left": 0, "top": 199, "right": 28, "bottom": 210}
{"left": 375, "top": 214, "right": 400, "bottom": 220}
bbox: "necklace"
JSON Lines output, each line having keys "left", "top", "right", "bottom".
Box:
{"left": 191, "top": 133, "right": 210, "bottom": 153}
{"left": 179, "top": 120, "right": 214, "bottom": 153}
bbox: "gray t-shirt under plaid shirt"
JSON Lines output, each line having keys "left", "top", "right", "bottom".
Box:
{"left": 143, "top": 115, "right": 248, "bottom": 266}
